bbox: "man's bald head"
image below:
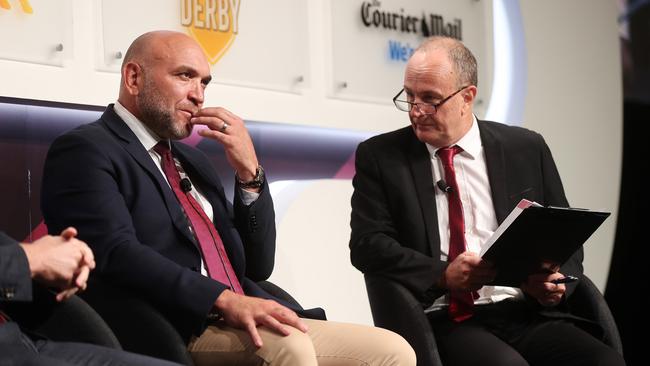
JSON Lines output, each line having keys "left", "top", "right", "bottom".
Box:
{"left": 118, "top": 30, "right": 210, "bottom": 101}
{"left": 120, "top": 31, "right": 202, "bottom": 81}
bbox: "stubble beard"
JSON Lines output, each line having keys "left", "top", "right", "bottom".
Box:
{"left": 137, "top": 79, "right": 192, "bottom": 140}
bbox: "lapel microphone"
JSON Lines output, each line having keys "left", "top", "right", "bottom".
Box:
{"left": 436, "top": 179, "right": 452, "bottom": 193}
{"left": 180, "top": 178, "right": 193, "bottom": 193}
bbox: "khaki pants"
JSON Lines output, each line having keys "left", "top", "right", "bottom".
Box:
{"left": 187, "top": 318, "right": 416, "bottom": 366}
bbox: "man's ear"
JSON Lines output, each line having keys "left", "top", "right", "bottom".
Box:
{"left": 122, "top": 62, "right": 143, "bottom": 96}
{"left": 460, "top": 85, "right": 477, "bottom": 115}
{"left": 463, "top": 85, "right": 477, "bottom": 104}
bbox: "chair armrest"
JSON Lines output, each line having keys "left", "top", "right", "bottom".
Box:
{"left": 81, "top": 283, "right": 195, "bottom": 366}
{"left": 257, "top": 280, "right": 301, "bottom": 307}
{"left": 35, "top": 294, "right": 122, "bottom": 349}
{"left": 106, "top": 297, "right": 194, "bottom": 365}
{"left": 364, "top": 274, "right": 442, "bottom": 366}
{"left": 568, "top": 274, "right": 623, "bottom": 355}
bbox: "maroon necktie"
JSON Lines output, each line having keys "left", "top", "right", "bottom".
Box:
{"left": 437, "top": 146, "right": 475, "bottom": 322}
{"left": 154, "top": 142, "right": 244, "bottom": 294}
{"left": 0, "top": 311, "right": 8, "bottom": 324}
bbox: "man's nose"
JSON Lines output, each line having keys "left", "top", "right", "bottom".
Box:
{"left": 409, "top": 103, "right": 425, "bottom": 118}
{"left": 188, "top": 81, "right": 204, "bottom": 105}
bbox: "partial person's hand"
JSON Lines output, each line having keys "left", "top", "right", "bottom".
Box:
{"left": 521, "top": 269, "right": 566, "bottom": 307}
{"left": 443, "top": 252, "right": 495, "bottom": 291}
{"left": 20, "top": 227, "right": 95, "bottom": 301}
{"left": 214, "top": 289, "right": 308, "bottom": 348}
{"left": 191, "top": 107, "right": 259, "bottom": 184}
{"left": 520, "top": 261, "right": 565, "bottom": 306}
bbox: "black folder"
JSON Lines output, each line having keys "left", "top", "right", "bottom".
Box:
{"left": 480, "top": 200, "right": 610, "bottom": 287}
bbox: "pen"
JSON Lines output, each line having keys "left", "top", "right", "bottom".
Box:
{"left": 550, "top": 275, "right": 579, "bottom": 285}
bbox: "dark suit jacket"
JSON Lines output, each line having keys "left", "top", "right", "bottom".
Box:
{"left": 350, "top": 120, "right": 582, "bottom": 315}
{"left": 0, "top": 232, "right": 55, "bottom": 343}
{"left": 0, "top": 232, "right": 31, "bottom": 305}
{"left": 41, "top": 105, "right": 324, "bottom": 340}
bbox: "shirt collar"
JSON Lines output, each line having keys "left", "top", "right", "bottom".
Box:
{"left": 426, "top": 115, "right": 481, "bottom": 159}
{"left": 113, "top": 101, "right": 164, "bottom": 151}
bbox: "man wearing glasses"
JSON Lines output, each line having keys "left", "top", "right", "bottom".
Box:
{"left": 349, "top": 36, "right": 625, "bottom": 365}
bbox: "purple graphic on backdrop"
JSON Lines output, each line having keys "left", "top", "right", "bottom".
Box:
{"left": 0, "top": 97, "right": 372, "bottom": 242}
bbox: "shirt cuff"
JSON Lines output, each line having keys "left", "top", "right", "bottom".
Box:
{"left": 238, "top": 188, "right": 260, "bottom": 206}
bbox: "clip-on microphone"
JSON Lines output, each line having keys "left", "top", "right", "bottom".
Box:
{"left": 180, "top": 178, "right": 193, "bottom": 193}
{"left": 436, "top": 179, "right": 452, "bottom": 193}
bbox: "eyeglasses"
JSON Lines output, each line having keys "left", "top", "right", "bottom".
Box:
{"left": 393, "top": 86, "right": 469, "bottom": 115}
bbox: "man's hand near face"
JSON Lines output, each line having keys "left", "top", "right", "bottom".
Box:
{"left": 191, "top": 107, "right": 260, "bottom": 190}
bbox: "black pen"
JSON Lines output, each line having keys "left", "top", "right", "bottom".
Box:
{"left": 550, "top": 275, "right": 579, "bottom": 285}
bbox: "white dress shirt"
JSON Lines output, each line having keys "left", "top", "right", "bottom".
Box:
{"left": 425, "top": 116, "right": 523, "bottom": 312}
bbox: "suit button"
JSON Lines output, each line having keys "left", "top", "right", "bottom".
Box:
{"left": 1, "top": 288, "right": 15, "bottom": 300}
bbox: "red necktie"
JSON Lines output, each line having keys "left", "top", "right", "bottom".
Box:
{"left": 154, "top": 142, "right": 244, "bottom": 294}
{"left": 0, "top": 311, "right": 8, "bottom": 324}
{"left": 437, "top": 146, "right": 475, "bottom": 322}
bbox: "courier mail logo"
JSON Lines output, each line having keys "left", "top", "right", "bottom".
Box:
{"left": 181, "top": 0, "right": 241, "bottom": 65}
{"left": 0, "top": 0, "right": 33, "bottom": 13}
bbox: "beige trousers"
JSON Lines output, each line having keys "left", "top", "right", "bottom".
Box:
{"left": 187, "top": 318, "right": 416, "bottom": 366}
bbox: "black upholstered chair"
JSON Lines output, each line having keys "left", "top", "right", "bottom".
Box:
{"left": 567, "top": 275, "right": 623, "bottom": 354}
{"left": 364, "top": 273, "right": 622, "bottom": 366}
{"left": 79, "top": 280, "right": 302, "bottom": 366}
{"left": 35, "top": 294, "right": 122, "bottom": 349}
{"left": 364, "top": 274, "right": 443, "bottom": 366}
{"left": 82, "top": 292, "right": 195, "bottom": 365}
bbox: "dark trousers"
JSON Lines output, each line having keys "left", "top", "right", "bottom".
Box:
{"left": 0, "top": 323, "right": 180, "bottom": 366}
{"left": 429, "top": 300, "right": 626, "bottom": 366}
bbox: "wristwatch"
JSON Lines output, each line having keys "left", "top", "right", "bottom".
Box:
{"left": 236, "top": 165, "right": 265, "bottom": 189}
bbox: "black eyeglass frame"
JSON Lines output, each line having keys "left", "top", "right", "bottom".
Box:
{"left": 393, "top": 85, "right": 470, "bottom": 115}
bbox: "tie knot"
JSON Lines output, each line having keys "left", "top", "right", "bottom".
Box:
{"left": 153, "top": 141, "right": 171, "bottom": 156}
{"left": 437, "top": 145, "right": 462, "bottom": 166}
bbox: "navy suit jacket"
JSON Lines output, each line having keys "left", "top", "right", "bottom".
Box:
{"left": 0, "top": 232, "right": 56, "bottom": 340}
{"left": 350, "top": 121, "right": 583, "bottom": 316}
{"left": 0, "top": 233, "right": 32, "bottom": 305}
{"left": 1, "top": 233, "right": 40, "bottom": 354}
{"left": 41, "top": 105, "right": 324, "bottom": 339}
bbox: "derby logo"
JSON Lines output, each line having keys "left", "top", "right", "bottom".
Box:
{"left": 181, "top": 0, "right": 241, "bottom": 65}
{"left": 0, "top": 0, "right": 33, "bottom": 13}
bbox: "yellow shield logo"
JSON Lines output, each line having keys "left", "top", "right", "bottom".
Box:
{"left": 180, "top": 0, "right": 241, "bottom": 65}
{"left": 0, "top": 0, "right": 33, "bottom": 13}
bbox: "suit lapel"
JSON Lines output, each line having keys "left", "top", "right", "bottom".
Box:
{"left": 100, "top": 107, "right": 196, "bottom": 245}
{"left": 478, "top": 121, "right": 510, "bottom": 224}
{"left": 406, "top": 131, "right": 441, "bottom": 256}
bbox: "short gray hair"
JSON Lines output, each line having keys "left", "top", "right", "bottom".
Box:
{"left": 416, "top": 36, "right": 478, "bottom": 88}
